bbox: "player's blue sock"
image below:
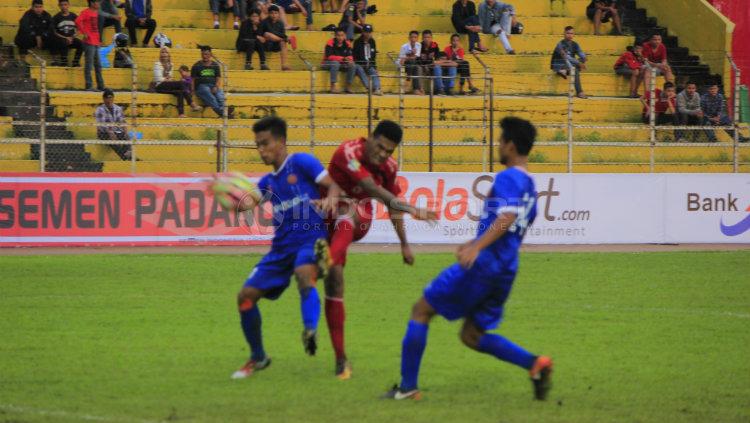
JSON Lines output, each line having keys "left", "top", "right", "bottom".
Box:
{"left": 240, "top": 305, "right": 266, "bottom": 361}
{"left": 400, "top": 320, "right": 429, "bottom": 391}
{"left": 299, "top": 286, "right": 320, "bottom": 331}
{"left": 478, "top": 333, "right": 536, "bottom": 370}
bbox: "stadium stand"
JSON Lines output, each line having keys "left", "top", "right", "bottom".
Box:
{"left": 0, "top": 0, "right": 747, "bottom": 173}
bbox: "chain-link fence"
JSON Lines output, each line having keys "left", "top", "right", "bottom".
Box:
{"left": 1, "top": 48, "right": 748, "bottom": 173}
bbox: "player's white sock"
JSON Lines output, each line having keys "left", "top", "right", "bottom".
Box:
{"left": 498, "top": 31, "right": 513, "bottom": 52}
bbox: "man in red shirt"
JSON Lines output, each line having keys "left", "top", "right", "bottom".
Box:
{"left": 640, "top": 81, "right": 677, "bottom": 129}
{"left": 75, "top": 0, "right": 105, "bottom": 91}
{"left": 614, "top": 44, "right": 650, "bottom": 98}
{"left": 323, "top": 120, "right": 436, "bottom": 380}
{"left": 642, "top": 34, "right": 674, "bottom": 83}
{"left": 444, "top": 34, "right": 479, "bottom": 95}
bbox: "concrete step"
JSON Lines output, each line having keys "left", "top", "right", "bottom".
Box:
{"left": 0, "top": 0, "right": 592, "bottom": 17}
{"left": 47, "top": 91, "right": 645, "bottom": 121}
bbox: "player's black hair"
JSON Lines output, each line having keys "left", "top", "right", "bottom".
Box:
{"left": 450, "top": 33, "right": 460, "bottom": 41}
{"left": 663, "top": 81, "right": 675, "bottom": 90}
{"left": 564, "top": 26, "right": 574, "bottom": 32}
{"left": 500, "top": 117, "right": 536, "bottom": 156}
{"left": 373, "top": 120, "right": 403, "bottom": 144}
{"left": 650, "top": 32, "right": 662, "bottom": 40}
{"left": 686, "top": 81, "right": 697, "bottom": 87}
{"left": 253, "top": 116, "right": 287, "bottom": 141}
{"left": 421, "top": 29, "right": 432, "bottom": 36}
{"left": 102, "top": 88, "right": 114, "bottom": 98}
{"left": 409, "top": 30, "right": 419, "bottom": 37}
{"left": 335, "top": 27, "right": 346, "bottom": 34}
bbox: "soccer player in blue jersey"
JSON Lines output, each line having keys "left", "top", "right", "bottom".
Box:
{"left": 384, "top": 117, "right": 553, "bottom": 400}
{"left": 231, "top": 116, "right": 342, "bottom": 379}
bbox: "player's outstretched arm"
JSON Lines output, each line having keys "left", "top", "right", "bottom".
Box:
{"left": 456, "top": 212, "right": 517, "bottom": 268}
{"left": 358, "top": 177, "right": 437, "bottom": 221}
{"left": 315, "top": 175, "right": 343, "bottom": 215}
{"left": 388, "top": 209, "right": 415, "bottom": 265}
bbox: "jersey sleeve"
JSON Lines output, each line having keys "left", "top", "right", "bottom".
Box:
{"left": 490, "top": 172, "right": 523, "bottom": 215}
{"left": 330, "top": 143, "right": 373, "bottom": 184}
{"left": 293, "top": 153, "right": 328, "bottom": 184}
{"left": 256, "top": 175, "right": 271, "bottom": 203}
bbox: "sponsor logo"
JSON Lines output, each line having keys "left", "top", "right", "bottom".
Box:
{"left": 686, "top": 193, "right": 748, "bottom": 237}
{"left": 347, "top": 159, "right": 361, "bottom": 172}
{"left": 287, "top": 173, "right": 298, "bottom": 185}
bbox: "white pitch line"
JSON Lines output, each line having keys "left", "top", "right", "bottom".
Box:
{"left": 0, "top": 404, "right": 162, "bottom": 423}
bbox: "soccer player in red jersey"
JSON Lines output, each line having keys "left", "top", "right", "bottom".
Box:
{"left": 324, "top": 120, "right": 436, "bottom": 380}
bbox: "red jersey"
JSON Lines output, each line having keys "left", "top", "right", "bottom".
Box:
{"left": 642, "top": 42, "right": 667, "bottom": 63}
{"left": 75, "top": 8, "right": 100, "bottom": 46}
{"left": 444, "top": 46, "right": 465, "bottom": 61}
{"left": 642, "top": 89, "right": 676, "bottom": 116}
{"left": 614, "top": 50, "right": 644, "bottom": 70}
{"left": 328, "top": 138, "right": 401, "bottom": 208}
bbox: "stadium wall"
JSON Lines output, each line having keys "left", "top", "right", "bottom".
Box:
{"left": 1, "top": 173, "right": 748, "bottom": 246}
{"left": 708, "top": 0, "right": 750, "bottom": 86}
{"left": 637, "top": 0, "right": 735, "bottom": 88}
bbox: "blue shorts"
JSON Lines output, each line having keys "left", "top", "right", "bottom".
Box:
{"left": 243, "top": 238, "right": 319, "bottom": 300}
{"left": 424, "top": 263, "right": 515, "bottom": 331}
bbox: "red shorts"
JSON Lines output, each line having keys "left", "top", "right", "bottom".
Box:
{"left": 327, "top": 200, "right": 373, "bottom": 266}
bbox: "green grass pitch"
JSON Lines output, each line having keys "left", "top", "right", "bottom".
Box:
{"left": 1, "top": 251, "right": 749, "bottom": 423}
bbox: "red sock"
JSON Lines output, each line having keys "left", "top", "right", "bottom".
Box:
{"left": 325, "top": 297, "right": 346, "bottom": 361}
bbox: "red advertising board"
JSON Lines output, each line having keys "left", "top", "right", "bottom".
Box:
{"left": 709, "top": 0, "right": 750, "bottom": 86}
{"left": 0, "top": 173, "right": 275, "bottom": 246}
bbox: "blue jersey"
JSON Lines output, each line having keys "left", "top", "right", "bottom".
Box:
{"left": 257, "top": 153, "right": 328, "bottom": 248}
{"left": 475, "top": 167, "right": 537, "bottom": 275}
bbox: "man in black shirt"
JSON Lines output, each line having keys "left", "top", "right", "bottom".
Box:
{"left": 339, "top": 0, "right": 365, "bottom": 41}
{"left": 352, "top": 24, "right": 381, "bottom": 95}
{"left": 191, "top": 45, "right": 233, "bottom": 117}
{"left": 586, "top": 0, "right": 622, "bottom": 35}
{"left": 51, "top": 0, "right": 83, "bottom": 66}
{"left": 236, "top": 9, "right": 268, "bottom": 70}
{"left": 451, "top": 0, "right": 487, "bottom": 53}
{"left": 15, "top": 0, "right": 53, "bottom": 56}
{"left": 322, "top": 27, "right": 356, "bottom": 93}
{"left": 261, "top": 5, "right": 295, "bottom": 71}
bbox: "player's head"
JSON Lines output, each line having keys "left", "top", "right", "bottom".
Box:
{"left": 663, "top": 81, "right": 675, "bottom": 96}
{"left": 685, "top": 81, "right": 697, "bottom": 96}
{"left": 335, "top": 27, "right": 346, "bottom": 43}
{"left": 499, "top": 117, "right": 536, "bottom": 165}
{"left": 367, "top": 120, "right": 402, "bottom": 165}
{"left": 253, "top": 116, "right": 287, "bottom": 165}
{"left": 707, "top": 82, "right": 719, "bottom": 96}
{"left": 564, "top": 26, "right": 575, "bottom": 41}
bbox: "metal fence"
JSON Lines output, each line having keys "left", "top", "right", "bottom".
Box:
{"left": 0, "top": 50, "right": 747, "bottom": 173}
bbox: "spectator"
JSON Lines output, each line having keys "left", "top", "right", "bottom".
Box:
{"left": 417, "top": 30, "right": 454, "bottom": 96}
{"left": 614, "top": 44, "right": 650, "bottom": 98}
{"left": 551, "top": 26, "right": 588, "bottom": 99}
{"left": 353, "top": 24, "right": 381, "bottom": 95}
{"left": 478, "top": 0, "right": 515, "bottom": 54}
{"left": 15, "top": 0, "right": 53, "bottom": 57}
{"left": 95, "top": 89, "right": 131, "bottom": 160}
{"left": 153, "top": 47, "right": 201, "bottom": 117}
{"left": 210, "top": 0, "right": 240, "bottom": 30}
{"left": 273, "top": 0, "right": 312, "bottom": 31}
{"left": 586, "top": 0, "right": 622, "bottom": 36}
{"left": 339, "top": 0, "right": 365, "bottom": 41}
{"left": 76, "top": 0, "right": 105, "bottom": 91}
{"left": 322, "top": 27, "right": 356, "bottom": 94}
{"left": 399, "top": 30, "right": 423, "bottom": 95}
{"left": 51, "top": 0, "right": 83, "bottom": 67}
{"left": 445, "top": 34, "right": 479, "bottom": 95}
{"left": 179, "top": 65, "right": 201, "bottom": 113}
{"left": 640, "top": 81, "right": 677, "bottom": 126}
{"left": 642, "top": 34, "right": 674, "bottom": 83}
{"left": 701, "top": 83, "right": 747, "bottom": 143}
{"left": 123, "top": 0, "right": 156, "bottom": 47}
{"left": 98, "top": 0, "right": 122, "bottom": 37}
{"left": 676, "top": 82, "right": 703, "bottom": 142}
{"left": 261, "top": 5, "right": 295, "bottom": 71}
{"left": 236, "top": 9, "right": 269, "bottom": 70}
{"left": 451, "top": 0, "right": 488, "bottom": 53}
{"left": 113, "top": 32, "right": 134, "bottom": 68}
{"left": 191, "top": 45, "right": 233, "bottom": 118}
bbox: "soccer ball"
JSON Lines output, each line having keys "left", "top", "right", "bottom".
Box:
{"left": 210, "top": 173, "right": 262, "bottom": 211}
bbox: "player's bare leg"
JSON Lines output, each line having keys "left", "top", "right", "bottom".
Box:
{"left": 324, "top": 263, "right": 351, "bottom": 379}
{"left": 384, "top": 297, "right": 436, "bottom": 400}
{"left": 295, "top": 264, "right": 321, "bottom": 356}
{"left": 459, "top": 319, "right": 553, "bottom": 400}
{"left": 232, "top": 286, "right": 272, "bottom": 379}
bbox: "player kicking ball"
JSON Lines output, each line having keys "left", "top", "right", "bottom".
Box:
{"left": 323, "top": 120, "right": 437, "bottom": 380}
{"left": 215, "top": 116, "right": 342, "bottom": 379}
{"left": 384, "top": 117, "right": 553, "bottom": 400}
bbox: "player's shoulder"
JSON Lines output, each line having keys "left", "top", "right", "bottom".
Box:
{"left": 495, "top": 167, "right": 534, "bottom": 190}
{"left": 333, "top": 137, "right": 366, "bottom": 159}
{"left": 383, "top": 156, "right": 399, "bottom": 175}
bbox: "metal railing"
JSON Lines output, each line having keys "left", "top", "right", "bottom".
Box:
{"left": 1, "top": 50, "right": 747, "bottom": 173}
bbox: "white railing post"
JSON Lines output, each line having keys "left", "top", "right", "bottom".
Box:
{"left": 130, "top": 62, "right": 138, "bottom": 172}
{"left": 648, "top": 63, "right": 656, "bottom": 173}
{"left": 728, "top": 54, "right": 740, "bottom": 173}
{"left": 567, "top": 65, "right": 575, "bottom": 173}
{"left": 28, "top": 50, "right": 46, "bottom": 172}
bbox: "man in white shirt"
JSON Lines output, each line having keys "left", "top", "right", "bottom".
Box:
{"left": 399, "top": 30, "right": 423, "bottom": 95}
